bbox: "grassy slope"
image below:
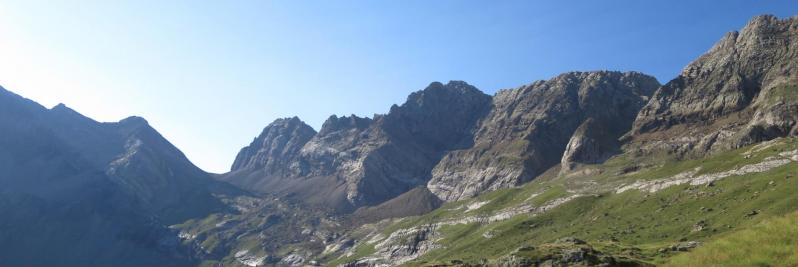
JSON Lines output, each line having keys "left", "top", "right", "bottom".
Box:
{"left": 328, "top": 137, "right": 798, "bottom": 266}
{"left": 665, "top": 211, "right": 798, "bottom": 267}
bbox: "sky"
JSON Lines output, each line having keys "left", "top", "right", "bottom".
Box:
{"left": 0, "top": 1, "right": 796, "bottom": 173}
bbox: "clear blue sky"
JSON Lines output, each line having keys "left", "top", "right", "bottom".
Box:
{"left": 1, "top": 1, "right": 796, "bottom": 173}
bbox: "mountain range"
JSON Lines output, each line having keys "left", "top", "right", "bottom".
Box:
{"left": 0, "top": 14, "right": 796, "bottom": 267}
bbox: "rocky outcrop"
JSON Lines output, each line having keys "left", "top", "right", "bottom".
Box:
{"left": 428, "top": 71, "right": 659, "bottom": 201}
{"left": 342, "top": 224, "right": 441, "bottom": 267}
{"left": 493, "top": 243, "right": 649, "bottom": 267}
{"left": 628, "top": 15, "right": 798, "bottom": 157}
{"left": 560, "top": 118, "right": 622, "bottom": 172}
{"left": 339, "top": 194, "right": 589, "bottom": 266}
{"left": 223, "top": 81, "right": 491, "bottom": 211}
{"left": 300, "top": 81, "right": 491, "bottom": 209}
{"left": 230, "top": 117, "right": 316, "bottom": 172}
{"left": 616, "top": 148, "right": 798, "bottom": 194}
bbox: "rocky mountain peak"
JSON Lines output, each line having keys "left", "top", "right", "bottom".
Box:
{"left": 0, "top": 85, "right": 46, "bottom": 116}
{"left": 681, "top": 15, "right": 796, "bottom": 81}
{"left": 267, "top": 116, "right": 311, "bottom": 131}
{"left": 114, "top": 116, "right": 156, "bottom": 138}
{"left": 556, "top": 70, "right": 659, "bottom": 96}
{"left": 46, "top": 104, "right": 105, "bottom": 133}
{"left": 318, "top": 114, "right": 372, "bottom": 136}
{"left": 629, "top": 14, "right": 798, "bottom": 156}
{"left": 51, "top": 102, "right": 69, "bottom": 110}
{"left": 384, "top": 80, "right": 491, "bottom": 149}
{"left": 428, "top": 71, "right": 660, "bottom": 201}
{"left": 118, "top": 116, "right": 150, "bottom": 127}
{"left": 230, "top": 117, "right": 316, "bottom": 172}
{"left": 401, "top": 80, "right": 485, "bottom": 107}
{"left": 222, "top": 81, "right": 492, "bottom": 211}
{"left": 742, "top": 14, "right": 795, "bottom": 35}
{"left": 48, "top": 102, "right": 88, "bottom": 117}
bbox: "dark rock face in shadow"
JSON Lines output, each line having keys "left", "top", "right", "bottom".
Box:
{"left": 0, "top": 86, "right": 234, "bottom": 267}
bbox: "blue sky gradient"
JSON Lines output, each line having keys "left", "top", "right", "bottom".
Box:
{"left": 1, "top": 1, "right": 796, "bottom": 172}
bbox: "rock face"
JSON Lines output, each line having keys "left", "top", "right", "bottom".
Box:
{"left": 428, "top": 71, "right": 659, "bottom": 201}
{"left": 495, "top": 244, "right": 645, "bottom": 267}
{"left": 0, "top": 86, "right": 234, "bottom": 267}
{"left": 230, "top": 117, "right": 317, "bottom": 172}
{"left": 223, "top": 81, "right": 491, "bottom": 211}
{"left": 560, "top": 117, "right": 621, "bottom": 171}
{"left": 227, "top": 74, "right": 659, "bottom": 207}
{"left": 343, "top": 224, "right": 441, "bottom": 267}
{"left": 629, "top": 15, "right": 798, "bottom": 157}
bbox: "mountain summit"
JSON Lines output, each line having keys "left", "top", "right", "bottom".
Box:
{"left": 223, "top": 71, "right": 660, "bottom": 210}
{"left": 222, "top": 81, "right": 492, "bottom": 211}
{"left": 629, "top": 15, "right": 798, "bottom": 156}
{"left": 428, "top": 71, "right": 660, "bottom": 201}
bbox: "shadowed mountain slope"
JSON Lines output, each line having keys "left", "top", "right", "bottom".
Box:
{"left": 0, "top": 87, "right": 236, "bottom": 267}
